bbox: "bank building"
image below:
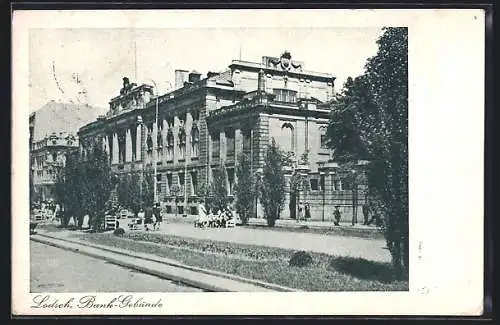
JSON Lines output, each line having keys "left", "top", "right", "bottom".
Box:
{"left": 78, "top": 51, "right": 367, "bottom": 221}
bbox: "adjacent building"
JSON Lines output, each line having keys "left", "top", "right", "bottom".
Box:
{"left": 30, "top": 101, "right": 103, "bottom": 201}
{"left": 78, "top": 51, "right": 367, "bottom": 221}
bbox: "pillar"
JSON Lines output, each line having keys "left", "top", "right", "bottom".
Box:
{"left": 136, "top": 124, "right": 142, "bottom": 161}
{"left": 112, "top": 133, "right": 119, "bottom": 164}
{"left": 220, "top": 130, "right": 226, "bottom": 162}
{"left": 235, "top": 128, "right": 243, "bottom": 159}
{"left": 125, "top": 128, "right": 133, "bottom": 162}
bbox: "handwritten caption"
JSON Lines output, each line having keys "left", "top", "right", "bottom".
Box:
{"left": 31, "top": 294, "right": 163, "bottom": 309}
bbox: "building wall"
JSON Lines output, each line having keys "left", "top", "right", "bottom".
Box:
{"left": 77, "top": 52, "right": 366, "bottom": 220}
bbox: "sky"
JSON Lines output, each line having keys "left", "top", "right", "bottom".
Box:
{"left": 29, "top": 27, "right": 383, "bottom": 114}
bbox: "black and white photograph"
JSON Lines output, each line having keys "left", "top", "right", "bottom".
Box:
{"left": 12, "top": 9, "right": 485, "bottom": 316}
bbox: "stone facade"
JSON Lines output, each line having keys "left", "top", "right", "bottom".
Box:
{"left": 31, "top": 131, "right": 78, "bottom": 201}
{"left": 78, "top": 51, "right": 367, "bottom": 221}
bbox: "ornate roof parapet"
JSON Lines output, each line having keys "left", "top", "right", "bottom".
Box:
{"left": 262, "top": 51, "right": 304, "bottom": 73}
{"left": 33, "top": 132, "right": 78, "bottom": 150}
{"left": 108, "top": 77, "right": 154, "bottom": 116}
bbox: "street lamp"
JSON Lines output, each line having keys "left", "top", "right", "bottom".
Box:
{"left": 144, "top": 79, "right": 159, "bottom": 205}
{"left": 136, "top": 115, "right": 144, "bottom": 208}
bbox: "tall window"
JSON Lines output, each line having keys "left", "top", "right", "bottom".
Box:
{"left": 178, "top": 128, "right": 186, "bottom": 160}
{"left": 242, "top": 129, "right": 251, "bottom": 152}
{"left": 190, "top": 171, "right": 198, "bottom": 195}
{"left": 227, "top": 168, "right": 235, "bottom": 195}
{"left": 191, "top": 125, "right": 200, "bottom": 158}
{"left": 178, "top": 172, "right": 185, "bottom": 195}
{"left": 211, "top": 133, "right": 220, "bottom": 159}
{"left": 167, "top": 174, "right": 173, "bottom": 195}
{"left": 226, "top": 129, "right": 235, "bottom": 158}
{"left": 281, "top": 122, "right": 294, "bottom": 153}
{"left": 320, "top": 126, "right": 328, "bottom": 148}
{"left": 166, "top": 130, "right": 174, "bottom": 161}
{"left": 334, "top": 179, "right": 341, "bottom": 191}
{"left": 273, "top": 88, "right": 297, "bottom": 103}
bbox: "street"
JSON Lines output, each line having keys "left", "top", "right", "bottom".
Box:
{"left": 30, "top": 241, "right": 203, "bottom": 293}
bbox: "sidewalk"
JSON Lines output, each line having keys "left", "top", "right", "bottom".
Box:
{"left": 161, "top": 214, "right": 381, "bottom": 233}
{"left": 153, "top": 222, "right": 391, "bottom": 263}
{"left": 32, "top": 229, "right": 297, "bottom": 292}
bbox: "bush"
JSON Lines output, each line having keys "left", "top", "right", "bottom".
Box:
{"left": 113, "top": 227, "right": 125, "bottom": 236}
{"left": 289, "top": 251, "right": 313, "bottom": 267}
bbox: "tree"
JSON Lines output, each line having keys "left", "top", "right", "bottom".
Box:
{"left": 260, "top": 138, "right": 287, "bottom": 227}
{"left": 116, "top": 174, "right": 142, "bottom": 215}
{"left": 141, "top": 171, "right": 154, "bottom": 208}
{"left": 116, "top": 175, "right": 130, "bottom": 210}
{"left": 210, "top": 164, "right": 229, "bottom": 213}
{"left": 54, "top": 150, "right": 83, "bottom": 227}
{"left": 326, "top": 27, "right": 408, "bottom": 278}
{"left": 234, "top": 153, "right": 258, "bottom": 225}
{"left": 196, "top": 182, "right": 213, "bottom": 212}
{"left": 128, "top": 174, "right": 143, "bottom": 214}
{"left": 79, "top": 146, "right": 113, "bottom": 230}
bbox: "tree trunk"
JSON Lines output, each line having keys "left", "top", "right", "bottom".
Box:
{"left": 391, "top": 239, "right": 403, "bottom": 279}
{"left": 267, "top": 218, "right": 276, "bottom": 227}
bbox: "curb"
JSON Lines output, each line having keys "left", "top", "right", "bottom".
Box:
{"left": 34, "top": 232, "right": 298, "bottom": 292}
{"left": 31, "top": 235, "right": 227, "bottom": 292}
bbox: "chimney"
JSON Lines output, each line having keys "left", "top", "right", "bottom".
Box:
{"left": 175, "top": 70, "right": 189, "bottom": 89}
{"left": 188, "top": 70, "right": 202, "bottom": 83}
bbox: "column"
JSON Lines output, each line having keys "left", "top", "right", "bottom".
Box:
{"left": 136, "top": 124, "right": 142, "bottom": 161}
{"left": 112, "top": 133, "right": 119, "bottom": 164}
{"left": 220, "top": 130, "right": 226, "bottom": 162}
{"left": 235, "top": 128, "right": 243, "bottom": 159}
{"left": 125, "top": 128, "right": 133, "bottom": 162}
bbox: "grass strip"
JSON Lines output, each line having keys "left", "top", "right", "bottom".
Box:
{"left": 74, "top": 232, "right": 408, "bottom": 292}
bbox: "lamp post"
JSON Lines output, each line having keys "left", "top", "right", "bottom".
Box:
{"left": 136, "top": 115, "right": 144, "bottom": 207}
{"left": 145, "top": 79, "right": 159, "bottom": 205}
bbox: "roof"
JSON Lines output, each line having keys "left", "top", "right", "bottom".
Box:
{"left": 31, "top": 101, "right": 105, "bottom": 142}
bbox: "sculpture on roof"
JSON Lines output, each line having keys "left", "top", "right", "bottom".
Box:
{"left": 120, "top": 77, "right": 137, "bottom": 95}
{"left": 268, "top": 51, "right": 303, "bottom": 72}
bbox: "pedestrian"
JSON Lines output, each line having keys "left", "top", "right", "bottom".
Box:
{"left": 362, "top": 203, "right": 370, "bottom": 225}
{"left": 151, "top": 213, "right": 157, "bottom": 231}
{"left": 305, "top": 202, "right": 311, "bottom": 220}
{"left": 197, "top": 200, "right": 208, "bottom": 228}
{"left": 153, "top": 203, "right": 162, "bottom": 230}
{"left": 333, "top": 206, "right": 341, "bottom": 226}
{"left": 297, "top": 201, "right": 304, "bottom": 222}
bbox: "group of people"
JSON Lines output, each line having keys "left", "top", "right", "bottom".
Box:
{"left": 195, "top": 202, "right": 235, "bottom": 228}
{"left": 332, "top": 204, "right": 381, "bottom": 226}
{"left": 129, "top": 203, "right": 163, "bottom": 231}
{"left": 31, "top": 200, "right": 61, "bottom": 221}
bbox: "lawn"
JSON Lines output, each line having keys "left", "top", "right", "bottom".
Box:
{"left": 73, "top": 231, "right": 408, "bottom": 292}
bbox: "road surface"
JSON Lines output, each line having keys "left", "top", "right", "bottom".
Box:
{"left": 30, "top": 241, "right": 203, "bottom": 293}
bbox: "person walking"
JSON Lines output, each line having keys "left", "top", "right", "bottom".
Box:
{"left": 153, "top": 203, "right": 162, "bottom": 230}
{"left": 362, "top": 203, "right": 370, "bottom": 225}
{"left": 333, "top": 206, "right": 341, "bottom": 226}
{"left": 197, "top": 200, "right": 208, "bottom": 228}
{"left": 305, "top": 202, "right": 311, "bottom": 220}
{"left": 297, "top": 201, "right": 304, "bottom": 222}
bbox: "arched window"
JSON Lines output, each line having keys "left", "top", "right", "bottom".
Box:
{"left": 178, "top": 128, "right": 186, "bottom": 159}
{"left": 281, "top": 122, "right": 294, "bottom": 153}
{"left": 191, "top": 125, "right": 200, "bottom": 158}
{"left": 166, "top": 129, "right": 174, "bottom": 161}
{"left": 319, "top": 126, "right": 328, "bottom": 148}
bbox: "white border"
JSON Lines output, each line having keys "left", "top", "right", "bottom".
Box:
{"left": 12, "top": 9, "right": 485, "bottom": 316}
